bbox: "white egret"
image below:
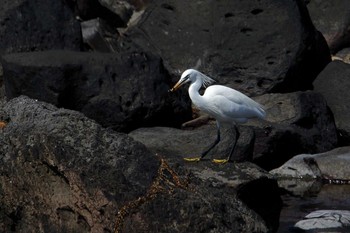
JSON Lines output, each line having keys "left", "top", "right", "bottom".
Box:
{"left": 169, "top": 69, "right": 266, "bottom": 164}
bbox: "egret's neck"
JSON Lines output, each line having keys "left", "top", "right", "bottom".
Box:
{"left": 188, "top": 79, "right": 205, "bottom": 108}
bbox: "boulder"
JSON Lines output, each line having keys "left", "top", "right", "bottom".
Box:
{"left": 118, "top": 0, "right": 330, "bottom": 95}
{"left": 0, "top": 96, "right": 159, "bottom": 232}
{"left": 1, "top": 50, "right": 191, "bottom": 132}
{"left": 307, "top": 0, "right": 350, "bottom": 53}
{"left": 313, "top": 60, "right": 350, "bottom": 145}
{"left": 295, "top": 210, "right": 350, "bottom": 231}
{"left": 129, "top": 127, "right": 282, "bottom": 232}
{"left": 81, "top": 18, "right": 120, "bottom": 52}
{"left": 0, "top": 0, "right": 81, "bottom": 54}
{"left": 66, "top": 0, "right": 132, "bottom": 27}
{"left": 271, "top": 147, "right": 350, "bottom": 181}
{"left": 251, "top": 91, "right": 338, "bottom": 170}
{"left": 0, "top": 96, "right": 281, "bottom": 232}
{"left": 130, "top": 125, "right": 255, "bottom": 162}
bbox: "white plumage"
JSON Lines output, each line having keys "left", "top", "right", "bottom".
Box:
{"left": 170, "top": 69, "right": 266, "bottom": 163}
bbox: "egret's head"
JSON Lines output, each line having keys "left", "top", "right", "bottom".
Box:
{"left": 169, "top": 69, "right": 196, "bottom": 92}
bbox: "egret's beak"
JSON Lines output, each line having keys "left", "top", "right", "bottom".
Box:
{"left": 169, "top": 80, "right": 184, "bottom": 92}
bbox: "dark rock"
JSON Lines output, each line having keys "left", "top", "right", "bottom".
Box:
{"left": 313, "top": 60, "right": 350, "bottom": 145}
{"left": 0, "top": 0, "right": 82, "bottom": 54}
{"left": 1, "top": 50, "right": 191, "bottom": 132}
{"left": 0, "top": 96, "right": 159, "bottom": 232}
{"left": 66, "top": 0, "right": 132, "bottom": 27}
{"left": 81, "top": 18, "right": 120, "bottom": 52}
{"left": 98, "top": 0, "right": 133, "bottom": 25}
{"left": 0, "top": 96, "right": 281, "bottom": 232}
{"left": 118, "top": 0, "right": 330, "bottom": 95}
{"left": 130, "top": 125, "right": 255, "bottom": 162}
{"left": 129, "top": 127, "right": 282, "bottom": 232}
{"left": 252, "top": 91, "right": 338, "bottom": 170}
{"left": 307, "top": 0, "right": 350, "bottom": 53}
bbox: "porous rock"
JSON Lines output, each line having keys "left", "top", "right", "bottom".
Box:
{"left": 1, "top": 50, "right": 191, "bottom": 132}
{"left": 119, "top": 0, "right": 330, "bottom": 95}
{"left": 0, "top": 96, "right": 159, "bottom": 232}
{"left": 129, "top": 127, "right": 282, "bottom": 232}
{"left": 0, "top": 0, "right": 81, "bottom": 54}
{"left": 0, "top": 96, "right": 281, "bottom": 232}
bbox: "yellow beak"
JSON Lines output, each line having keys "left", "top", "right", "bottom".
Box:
{"left": 169, "top": 80, "right": 184, "bottom": 92}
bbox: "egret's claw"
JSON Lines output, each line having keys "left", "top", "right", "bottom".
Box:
{"left": 212, "top": 159, "right": 229, "bottom": 164}
{"left": 183, "top": 157, "right": 201, "bottom": 162}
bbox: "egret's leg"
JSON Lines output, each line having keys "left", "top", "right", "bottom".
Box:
{"left": 184, "top": 121, "right": 221, "bottom": 162}
{"left": 213, "top": 125, "right": 239, "bottom": 164}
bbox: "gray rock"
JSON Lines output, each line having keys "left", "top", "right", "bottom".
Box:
{"left": 0, "top": 0, "right": 81, "bottom": 54}
{"left": 271, "top": 147, "right": 350, "bottom": 180}
{"left": 307, "top": 0, "right": 350, "bottom": 53}
{"left": 129, "top": 124, "right": 255, "bottom": 162}
{"left": 0, "top": 96, "right": 281, "bottom": 233}
{"left": 1, "top": 50, "right": 191, "bottom": 132}
{"left": 129, "top": 126, "right": 282, "bottom": 232}
{"left": 81, "top": 18, "right": 120, "bottom": 52}
{"left": 119, "top": 0, "right": 330, "bottom": 95}
{"left": 295, "top": 210, "right": 350, "bottom": 230}
{"left": 251, "top": 91, "right": 338, "bottom": 170}
{"left": 313, "top": 60, "right": 350, "bottom": 145}
{"left": 0, "top": 96, "right": 159, "bottom": 232}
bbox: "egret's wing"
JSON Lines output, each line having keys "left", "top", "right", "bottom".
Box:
{"left": 204, "top": 85, "right": 266, "bottom": 120}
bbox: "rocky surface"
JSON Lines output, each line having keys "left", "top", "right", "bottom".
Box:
{"left": 0, "top": 96, "right": 281, "bottom": 233}
{"left": 118, "top": 0, "right": 330, "bottom": 95}
{"left": 130, "top": 88, "right": 340, "bottom": 172}
{"left": 307, "top": 0, "right": 350, "bottom": 54}
{"left": 252, "top": 91, "right": 337, "bottom": 170}
{"left": 2, "top": 0, "right": 350, "bottom": 232}
{"left": 0, "top": 0, "right": 82, "bottom": 54}
{"left": 294, "top": 210, "right": 350, "bottom": 231}
{"left": 271, "top": 147, "right": 350, "bottom": 181}
{"left": 1, "top": 50, "right": 191, "bottom": 132}
{"left": 313, "top": 60, "right": 350, "bottom": 145}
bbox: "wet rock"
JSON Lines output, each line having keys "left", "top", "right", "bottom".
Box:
{"left": 270, "top": 147, "right": 350, "bottom": 181}
{"left": 81, "top": 18, "right": 120, "bottom": 52}
{"left": 313, "top": 60, "right": 350, "bottom": 145}
{"left": 0, "top": 96, "right": 281, "bottom": 232}
{"left": 118, "top": 0, "right": 330, "bottom": 95}
{"left": 0, "top": 0, "right": 81, "bottom": 54}
{"left": 251, "top": 91, "right": 338, "bottom": 170}
{"left": 294, "top": 210, "right": 350, "bottom": 231}
{"left": 1, "top": 50, "right": 191, "bottom": 132}
{"left": 307, "top": 0, "right": 350, "bottom": 53}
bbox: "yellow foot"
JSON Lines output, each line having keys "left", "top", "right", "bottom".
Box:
{"left": 212, "top": 159, "right": 229, "bottom": 164}
{"left": 183, "top": 157, "right": 201, "bottom": 162}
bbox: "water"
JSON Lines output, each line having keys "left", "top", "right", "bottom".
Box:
{"left": 277, "top": 181, "right": 350, "bottom": 232}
